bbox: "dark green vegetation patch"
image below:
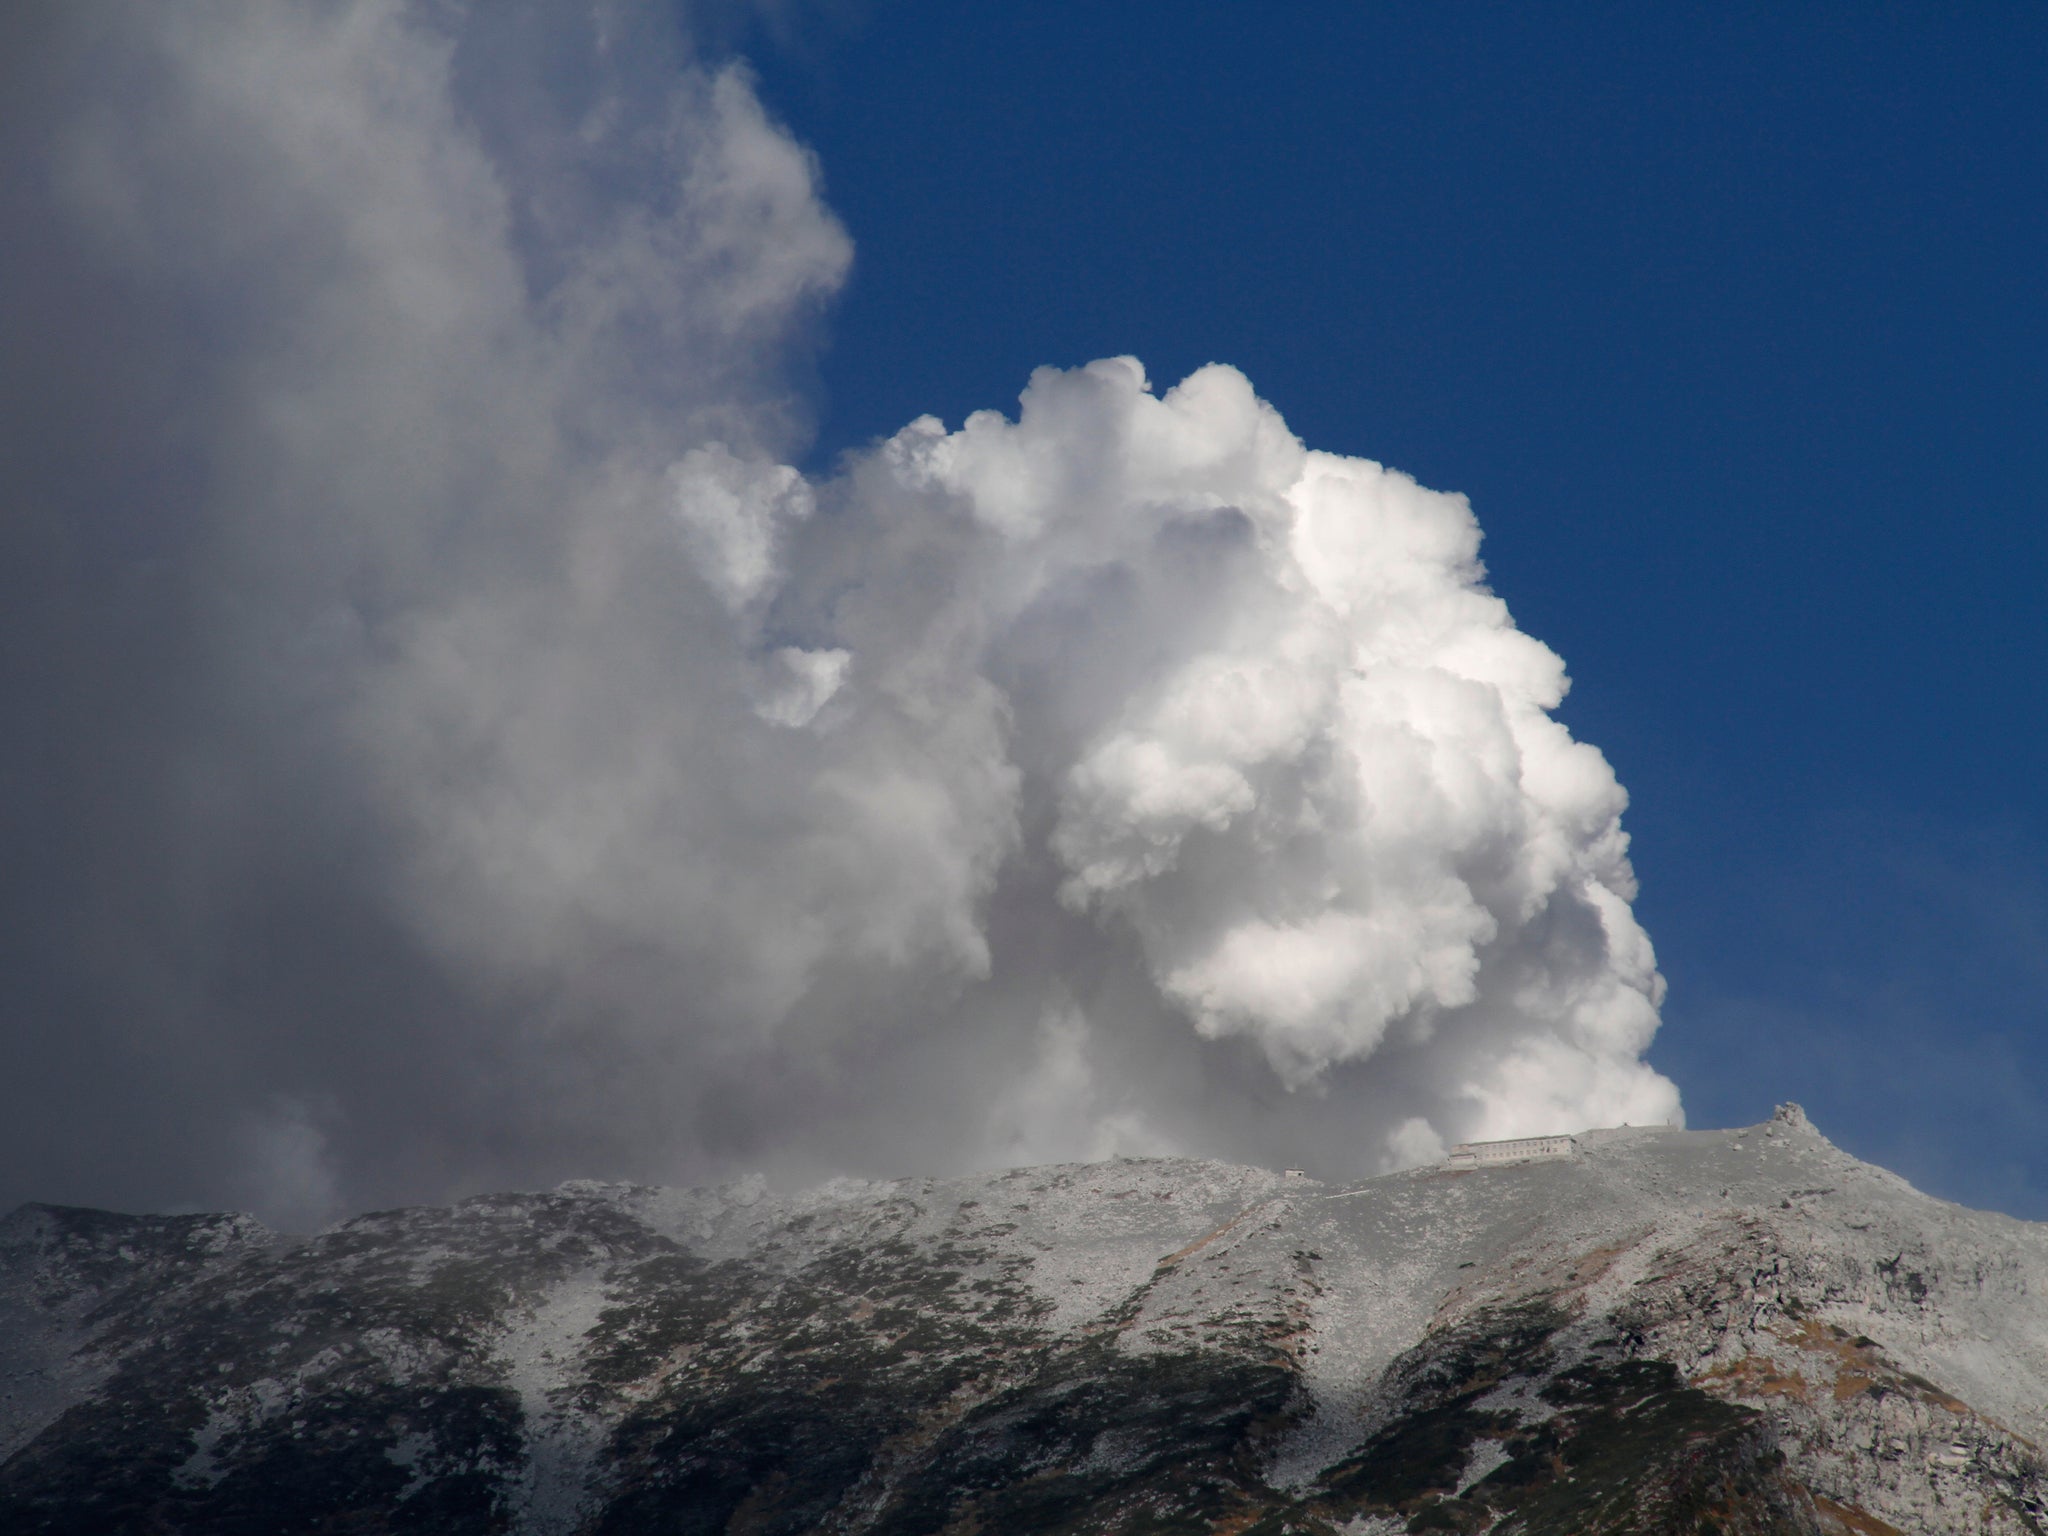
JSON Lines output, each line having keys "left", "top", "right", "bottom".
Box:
{"left": 1312, "top": 1299, "right": 1807, "bottom": 1536}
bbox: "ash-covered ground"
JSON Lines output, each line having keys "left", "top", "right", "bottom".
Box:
{"left": 5, "top": 1108, "right": 2044, "bottom": 1534}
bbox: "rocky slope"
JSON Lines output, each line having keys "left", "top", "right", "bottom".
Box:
{"left": 4, "top": 1106, "right": 2046, "bottom": 1534}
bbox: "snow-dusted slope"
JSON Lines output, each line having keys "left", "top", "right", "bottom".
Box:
{"left": 3, "top": 1108, "right": 2044, "bottom": 1533}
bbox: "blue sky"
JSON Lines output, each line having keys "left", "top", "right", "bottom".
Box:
{"left": 747, "top": 3, "right": 2048, "bottom": 1210}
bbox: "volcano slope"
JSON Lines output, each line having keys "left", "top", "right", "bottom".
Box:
{"left": 4, "top": 1105, "right": 2045, "bottom": 1535}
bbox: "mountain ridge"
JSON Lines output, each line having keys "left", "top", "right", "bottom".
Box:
{"left": 5, "top": 1110, "right": 2045, "bottom": 1534}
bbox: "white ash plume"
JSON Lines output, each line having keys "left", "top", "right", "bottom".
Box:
{"left": 0, "top": 0, "right": 1675, "bottom": 1224}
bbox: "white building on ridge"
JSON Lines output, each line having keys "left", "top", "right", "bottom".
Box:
{"left": 1444, "top": 1134, "right": 1578, "bottom": 1168}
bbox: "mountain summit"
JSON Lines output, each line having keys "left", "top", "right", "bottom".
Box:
{"left": 5, "top": 1110, "right": 2043, "bottom": 1534}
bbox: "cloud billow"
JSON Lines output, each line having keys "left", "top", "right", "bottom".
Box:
{"left": 0, "top": 0, "right": 1676, "bottom": 1228}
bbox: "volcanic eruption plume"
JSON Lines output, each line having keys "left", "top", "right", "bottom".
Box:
{"left": 0, "top": 0, "right": 1678, "bottom": 1227}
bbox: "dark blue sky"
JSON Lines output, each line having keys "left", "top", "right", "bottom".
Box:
{"left": 747, "top": 4, "right": 2048, "bottom": 1211}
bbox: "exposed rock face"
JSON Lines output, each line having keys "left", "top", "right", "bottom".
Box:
{"left": 5, "top": 1112, "right": 2046, "bottom": 1534}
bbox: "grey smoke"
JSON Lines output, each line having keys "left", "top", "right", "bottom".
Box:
{"left": 0, "top": 1, "right": 1678, "bottom": 1230}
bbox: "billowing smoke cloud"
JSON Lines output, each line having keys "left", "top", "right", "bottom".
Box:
{"left": 0, "top": 1, "right": 1677, "bottom": 1228}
